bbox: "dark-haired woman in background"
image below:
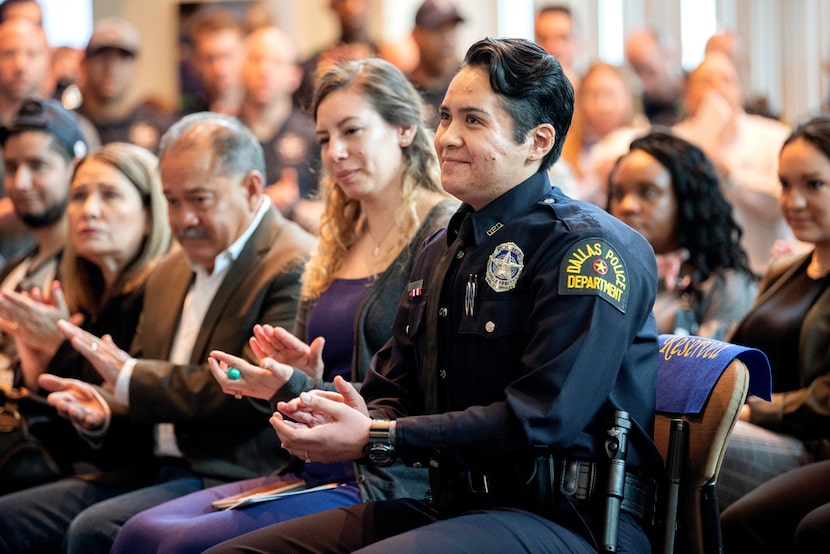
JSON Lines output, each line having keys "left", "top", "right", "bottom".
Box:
{"left": 608, "top": 129, "right": 757, "bottom": 339}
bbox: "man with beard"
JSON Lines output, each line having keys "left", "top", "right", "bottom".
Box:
{"left": 0, "top": 18, "right": 50, "bottom": 265}
{"left": 0, "top": 97, "right": 87, "bottom": 379}
{"left": 0, "top": 112, "right": 316, "bottom": 554}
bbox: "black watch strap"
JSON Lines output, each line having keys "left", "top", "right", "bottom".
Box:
{"left": 363, "top": 420, "right": 396, "bottom": 467}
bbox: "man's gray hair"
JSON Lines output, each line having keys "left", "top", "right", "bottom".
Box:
{"left": 159, "top": 112, "right": 266, "bottom": 180}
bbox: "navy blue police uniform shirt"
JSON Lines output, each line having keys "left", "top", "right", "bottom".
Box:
{"left": 361, "top": 170, "right": 662, "bottom": 473}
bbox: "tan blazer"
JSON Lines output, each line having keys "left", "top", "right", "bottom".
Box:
{"left": 126, "top": 207, "right": 315, "bottom": 481}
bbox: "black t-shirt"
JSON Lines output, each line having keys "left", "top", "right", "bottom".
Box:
{"left": 731, "top": 264, "right": 830, "bottom": 391}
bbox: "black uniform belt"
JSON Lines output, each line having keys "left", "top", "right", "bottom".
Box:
{"left": 438, "top": 458, "right": 650, "bottom": 521}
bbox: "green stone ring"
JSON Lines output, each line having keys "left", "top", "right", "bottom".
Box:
{"left": 227, "top": 367, "right": 242, "bottom": 381}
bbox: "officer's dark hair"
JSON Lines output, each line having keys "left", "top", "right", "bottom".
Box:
{"left": 461, "top": 37, "right": 574, "bottom": 172}
{"left": 783, "top": 114, "right": 830, "bottom": 161}
{"left": 609, "top": 129, "right": 753, "bottom": 283}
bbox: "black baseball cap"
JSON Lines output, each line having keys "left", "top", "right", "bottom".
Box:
{"left": 415, "top": 0, "right": 464, "bottom": 30}
{"left": 85, "top": 17, "right": 140, "bottom": 58}
{"left": 0, "top": 98, "right": 88, "bottom": 159}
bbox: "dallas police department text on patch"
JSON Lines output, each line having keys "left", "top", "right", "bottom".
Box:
{"left": 558, "top": 238, "right": 629, "bottom": 313}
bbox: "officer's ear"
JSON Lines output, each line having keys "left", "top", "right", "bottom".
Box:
{"left": 527, "top": 123, "right": 555, "bottom": 164}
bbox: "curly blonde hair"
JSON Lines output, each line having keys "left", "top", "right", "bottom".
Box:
{"left": 301, "top": 57, "right": 444, "bottom": 300}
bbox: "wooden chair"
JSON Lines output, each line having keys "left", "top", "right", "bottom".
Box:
{"left": 652, "top": 334, "right": 769, "bottom": 554}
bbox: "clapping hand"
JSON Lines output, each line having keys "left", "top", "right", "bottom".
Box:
{"left": 251, "top": 323, "right": 325, "bottom": 383}
{"left": 38, "top": 374, "right": 107, "bottom": 431}
{"left": 271, "top": 376, "right": 370, "bottom": 463}
{"left": 208, "top": 349, "right": 293, "bottom": 401}
{"left": 56, "top": 319, "right": 130, "bottom": 387}
{"left": 0, "top": 282, "right": 84, "bottom": 388}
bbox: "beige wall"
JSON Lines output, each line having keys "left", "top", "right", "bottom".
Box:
{"left": 90, "top": 0, "right": 499, "bottom": 111}
{"left": 88, "top": 0, "right": 830, "bottom": 123}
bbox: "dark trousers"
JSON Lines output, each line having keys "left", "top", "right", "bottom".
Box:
{"left": 204, "top": 497, "right": 651, "bottom": 553}
{"left": 0, "top": 464, "right": 202, "bottom": 554}
{"left": 721, "top": 458, "right": 830, "bottom": 553}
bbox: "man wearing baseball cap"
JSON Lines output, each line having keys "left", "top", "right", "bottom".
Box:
{"left": 409, "top": 0, "right": 465, "bottom": 128}
{"left": 77, "top": 17, "right": 175, "bottom": 153}
{"left": 0, "top": 17, "right": 50, "bottom": 265}
{"left": 0, "top": 98, "right": 87, "bottom": 378}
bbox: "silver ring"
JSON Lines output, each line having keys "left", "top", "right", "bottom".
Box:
{"left": 91, "top": 342, "right": 98, "bottom": 351}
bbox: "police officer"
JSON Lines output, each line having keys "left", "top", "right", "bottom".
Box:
{"left": 207, "top": 37, "right": 661, "bottom": 553}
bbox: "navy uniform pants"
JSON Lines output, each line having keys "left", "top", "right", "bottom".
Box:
{"left": 204, "top": 497, "right": 652, "bottom": 553}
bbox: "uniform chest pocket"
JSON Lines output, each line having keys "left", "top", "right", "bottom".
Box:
{"left": 457, "top": 296, "right": 525, "bottom": 339}
{"left": 406, "top": 297, "right": 427, "bottom": 339}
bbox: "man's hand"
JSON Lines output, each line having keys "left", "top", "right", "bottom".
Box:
{"left": 251, "top": 323, "right": 325, "bottom": 383}
{"left": 38, "top": 374, "right": 107, "bottom": 430}
{"left": 272, "top": 376, "right": 371, "bottom": 463}
{"left": 56, "top": 319, "right": 129, "bottom": 386}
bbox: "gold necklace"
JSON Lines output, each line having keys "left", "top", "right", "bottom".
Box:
{"left": 364, "top": 219, "right": 398, "bottom": 257}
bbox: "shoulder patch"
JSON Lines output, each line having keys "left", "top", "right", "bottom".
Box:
{"left": 559, "top": 238, "right": 628, "bottom": 313}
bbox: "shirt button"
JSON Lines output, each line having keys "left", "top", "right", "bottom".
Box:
{"left": 429, "top": 458, "right": 440, "bottom": 468}
{"left": 543, "top": 197, "right": 555, "bottom": 204}
{"left": 438, "top": 307, "right": 448, "bottom": 317}
{"left": 439, "top": 369, "right": 447, "bottom": 379}
{"left": 413, "top": 462, "right": 423, "bottom": 468}
{"left": 456, "top": 251, "right": 465, "bottom": 259}
{"left": 485, "top": 321, "right": 496, "bottom": 333}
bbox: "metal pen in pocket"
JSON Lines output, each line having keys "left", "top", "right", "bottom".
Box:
{"left": 465, "top": 274, "right": 477, "bottom": 317}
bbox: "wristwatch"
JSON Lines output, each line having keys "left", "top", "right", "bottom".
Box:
{"left": 363, "top": 419, "right": 396, "bottom": 467}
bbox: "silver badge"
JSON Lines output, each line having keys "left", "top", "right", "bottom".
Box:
{"left": 485, "top": 242, "right": 524, "bottom": 292}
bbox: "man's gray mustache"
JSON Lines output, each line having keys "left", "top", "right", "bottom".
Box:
{"left": 177, "top": 228, "right": 210, "bottom": 240}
